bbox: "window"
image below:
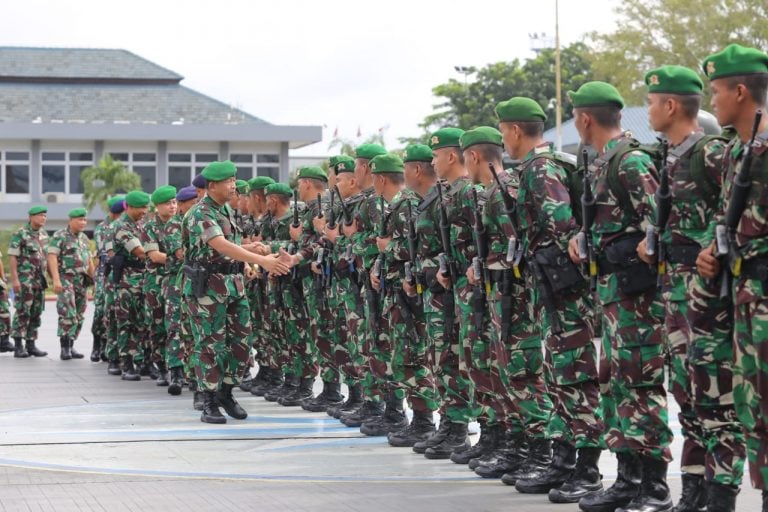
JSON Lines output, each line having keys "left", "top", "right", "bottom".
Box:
{"left": 41, "top": 151, "right": 93, "bottom": 195}
{"left": 258, "top": 167, "right": 279, "bottom": 181}
{"left": 230, "top": 153, "right": 254, "bottom": 179}
{"left": 2, "top": 151, "right": 31, "bottom": 194}
{"left": 168, "top": 152, "right": 218, "bottom": 188}
{"left": 107, "top": 152, "right": 157, "bottom": 191}
{"left": 229, "top": 153, "right": 280, "bottom": 181}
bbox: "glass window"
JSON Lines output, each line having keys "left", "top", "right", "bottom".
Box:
{"left": 69, "top": 152, "right": 93, "bottom": 162}
{"left": 195, "top": 153, "right": 217, "bottom": 163}
{"left": 42, "top": 152, "right": 65, "bottom": 161}
{"left": 109, "top": 152, "right": 129, "bottom": 162}
{"left": 169, "top": 166, "right": 191, "bottom": 190}
{"left": 257, "top": 154, "right": 280, "bottom": 164}
{"left": 258, "top": 167, "right": 279, "bottom": 181}
{"left": 5, "top": 164, "right": 29, "bottom": 193}
{"left": 134, "top": 166, "right": 156, "bottom": 191}
{"left": 195, "top": 166, "right": 207, "bottom": 174}
{"left": 236, "top": 166, "right": 254, "bottom": 179}
{"left": 169, "top": 153, "right": 191, "bottom": 163}
{"left": 133, "top": 153, "right": 156, "bottom": 162}
{"left": 42, "top": 164, "right": 66, "bottom": 192}
{"left": 5, "top": 151, "right": 29, "bottom": 161}
{"left": 230, "top": 153, "right": 253, "bottom": 163}
{"left": 69, "top": 165, "right": 89, "bottom": 194}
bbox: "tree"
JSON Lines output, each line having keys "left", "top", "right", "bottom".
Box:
{"left": 81, "top": 154, "right": 141, "bottom": 212}
{"left": 587, "top": 0, "right": 768, "bottom": 106}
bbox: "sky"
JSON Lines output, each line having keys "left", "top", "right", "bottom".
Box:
{"left": 1, "top": 0, "right": 620, "bottom": 155}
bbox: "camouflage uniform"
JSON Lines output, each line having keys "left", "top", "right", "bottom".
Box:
{"left": 245, "top": 212, "right": 270, "bottom": 369}
{"left": 111, "top": 213, "right": 147, "bottom": 363}
{"left": 102, "top": 219, "right": 120, "bottom": 362}
{"left": 592, "top": 135, "right": 671, "bottom": 462}
{"left": 8, "top": 223, "right": 48, "bottom": 341}
{"left": 163, "top": 214, "right": 186, "bottom": 371}
{"left": 516, "top": 143, "right": 602, "bottom": 448}
{"left": 182, "top": 195, "right": 250, "bottom": 392}
{"left": 47, "top": 226, "right": 91, "bottom": 340}
{"left": 91, "top": 219, "right": 110, "bottom": 342}
{"left": 141, "top": 216, "right": 171, "bottom": 364}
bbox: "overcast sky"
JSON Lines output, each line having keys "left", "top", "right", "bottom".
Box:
{"left": 1, "top": 0, "right": 620, "bottom": 154}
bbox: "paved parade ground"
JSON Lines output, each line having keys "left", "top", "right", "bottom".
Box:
{"left": 0, "top": 304, "right": 762, "bottom": 512}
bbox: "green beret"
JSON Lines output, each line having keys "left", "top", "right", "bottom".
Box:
{"left": 265, "top": 183, "right": 293, "bottom": 197}
{"left": 28, "top": 205, "right": 47, "bottom": 216}
{"left": 568, "top": 81, "right": 625, "bottom": 109}
{"left": 201, "top": 160, "right": 237, "bottom": 182}
{"left": 68, "top": 207, "right": 87, "bottom": 218}
{"left": 107, "top": 195, "right": 125, "bottom": 209}
{"left": 247, "top": 176, "right": 275, "bottom": 191}
{"left": 370, "top": 154, "right": 404, "bottom": 174}
{"left": 297, "top": 166, "right": 328, "bottom": 182}
{"left": 703, "top": 44, "right": 768, "bottom": 80}
{"left": 355, "top": 143, "right": 387, "bottom": 160}
{"left": 644, "top": 65, "right": 703, "bottom": 95}
{"left": 495, "top": 97, "right": 548, "bottom": 122}
{"left": 403, "top": 144, "right": 433, "bottom": 163}
{"left": 235, "top": 180, "right": 249, "bottom": 194}
{"left": 125, "top": 190, "right": 151, "bottom": 208}
{"left": 460, "top": 126, "right": 503, "bottom": 151}
{"left": 429, "top": 127, "right": 465, "bottom": 150}
{"left": 331, "top": 155, "right": 356, "bottom": 174}
{"left": 151, "top": 185, "right": 177, "bottom": 205}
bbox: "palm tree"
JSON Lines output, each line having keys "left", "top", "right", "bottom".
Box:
{"left": 81, "top": 155, "right": 141, "bottom": 212}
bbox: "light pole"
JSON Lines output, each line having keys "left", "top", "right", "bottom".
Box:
{"left": 454, "top": 65, "right": 474, "bottom": 87}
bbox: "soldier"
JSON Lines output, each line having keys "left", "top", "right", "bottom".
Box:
{"left": 182, "top": 161, "right": 291, "bottom": 424}
{"left": 0, "top": 251, "right": 13, "bottom": 353}
{"left": 112, "top": 191, "right": 151, "bottom": 381}
{"left": 103, "top": 196, "right": 127, "bottom": 375}
{"left": 8, "top": 205, "right": 49, "bottom": 358}
{"left": 494, "top": 99, "right": 604, "bottom": 500}
{"left": 637, "top": 65, "right": 745, "bottom": 512}
{"left": 193, "top": 173, "right": 207, "bottom": 200}
{"left": 697, "top": 44, "right": 768, "bottom": 512}
{"left": 47, "top": 207, "right": 94, "bottom": 360}
{"left": 566, "top": 82, "right": 672, "bottom": 512}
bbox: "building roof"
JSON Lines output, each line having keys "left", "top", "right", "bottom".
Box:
{"left": 544, "top": 106, "right": 658, "bottom": 151}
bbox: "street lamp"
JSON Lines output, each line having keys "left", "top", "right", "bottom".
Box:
{"left": 454, "top": 66, "right": 474, "bottom": 87}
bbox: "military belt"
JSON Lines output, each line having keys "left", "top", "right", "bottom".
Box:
{"left": 202, "top": 261, "right": 244, "bottom": 275}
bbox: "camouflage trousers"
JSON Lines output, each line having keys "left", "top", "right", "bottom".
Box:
{"left": 266, "top": 281, "right": 286, "bottom": 373}
{"left": 0, "top": 284, "right": 11, "bottom": 337}
{"left": 359, "top": 272, "right": 386, "bottom": 403}
{"left": 304, "top": 273, "right": 338, "bottom": 384}
{"left": 10, "top": 284, "right": 44, "bottom": 340}
{"left": 187, "top": 282, "right": 251, "bottom": 392}
{"left": 599, "top": 283, "right": 672, "bottom": 462}
{"left": 490, "top": 274, "right": 554, "bottom": 440}
{"left": 246, "top": 279, "right": 268, "bottom": 368}
{"left": 56, "top": 273, "right": 88, "bottom": 340}
{"left": 91, "top": 275, "right": 107, "bottom": 340}
{"left": 279, "top": 274, "right": 317, "bottom": 379}
{"left": 369, "top": 283, "right": 404, "bottom": 402}
{"left": 334, "top": 273, "right": 367, "bottom": 387}
{"left": 115, "top": 277, "right": 145, "bottom": 362}
{"left": 103, "top": 281, "right": 119, "bottom": 361}
{"left": 143, "top": 269, "right": 166, "bottom": 364}
{"left": 683, "top": 273, "right": 744, "bottom": 486}
{"left": 733, "top": 285, "right": 768, "bottom": 490}
{"left": 536, "top": 282, "right": 603, "bottom": 448}
{"left": 424, "top": 281, "right": 475, "bottom": 424}
{"left": 163, "top": 272, "right": 187, "bottom": 370}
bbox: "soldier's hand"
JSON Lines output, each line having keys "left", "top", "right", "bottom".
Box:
{"left": 289, "top": 224, "right": 302, "bottom": 241}
{"left": 254, "top": 235, "right": 263, "bottom": 242}
{"left": 342, "top": 222, "right": 357, "bottom": 238}
{"left": 370, "top": 272, "right": 380, "bottom": 291}
{"left": 402, "top": 279, "right": 416, "bottom": 297}
{"left": 436, "top": 271, "right": 451, "bottom": 290}
{"left": 465, "top": 265, "right": 479, "bottom": 286}
{"left": 696, "top": 244, "right": 720, "bottom": 279}
{"left": 324, "top": 225, "right": 339, "bottom": 244}
{"left": 260, "top": 253, "right": 290, "bottom": 276}
{"left": 12, "top": 280, "right": 20, "bottom": 294}
{"left": 277, "top": 248, "right": 300, "bottom": 268}
{"left": 245, "top": 265, "right": 257, "bottom": 280}
{"left": 568, "top": 236, "right": 581, "bottom": 264}
{"left": 311, "top": 262, "right": 322, "bottom": 275}
{"left": 53, "top": 280, "right": 63, "bottom": 294}
{"left": 376, "top": 236, "right": 391, "bottom": 253}
{"left": 637, "top": 238, "right": 656, "bottom": 265}
{"left": 312, "top": 216, "right": 326, "bottom": 234}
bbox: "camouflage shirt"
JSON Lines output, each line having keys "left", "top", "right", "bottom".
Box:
{"left": 47, "top": 227, "right": 90, "bottom": 276}
{"left": 7, "top": 222, "right": 48, "bottom": 287}
{"left": 382, "top": 188, "right": 421, "bottom": 282}
{"left": 414, "top": 184, "right": 443, "bottom": 271}
{"left": 444, "top": 176, "right": 480, "bottom": 272}
{"left": 163, "top": 215, "right": 184, "bottom": 276}
{"left": 93, "top": 219, "right": 110, "bottom": 255}
{"left": 111, "top": 213, "right": 146, "bottom": 288}
{"left": 352, "top": 187, "right": 383, "bottom": 270}
{"left": 483, "top": 168, "right": 520, "bottom": 269}
{"left": 142, "top": 216, "right": 173, "bottom": 276}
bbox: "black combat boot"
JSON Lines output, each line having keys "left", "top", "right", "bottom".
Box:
{"left": 388, "top": 410, "right": 436, "bottom": 447}
{"left": 246, "top": 366, "right": 268, "bottom": 392}
{"left": 704, "top": 482, "right": 738, "bottom": 512}
{"left": 190, "top": 381, "right": 205, "bottom": 411}
{"left": 264, "top": 374, "right": 297, "bottom": 402}
{"left": 516, "top": 440, "right": 576, "bottom": 493}
{"left": 279, "top": 377, "right": 315, "bottom": 406}
{"left": 216, "top": 383, "right": 248, "bottom": 419}
{"left": 360, "top": 393, "right": 407, "bottom": 436}
{"left": 579, "top": 451, "right": 641, "bottom": 512}
{"left": 60, "top": 336, "right": 72, "bottom": 360}
{"left": 90, "top": 336, "right": 102, "bottom": 362}
{"left": 200, "top": 391, "right": 226, "bottom": 424}
{"left": 474, "top": 432, "right": 529, "bottom": 478}
{"left": 615, "top": 455, "right": 672, "bottom": 512}
{"left": 251, "top": 368, "right": 278, "bottom": 396}
{"left": 13, "top": 337, "right": 28, "bottom": 358}
{"left": 453, "top": 421, "right": 500, "bottom": 465}
{"left": 107, "top": 358, "right": 122, "bottom": 375}
{"left": 762, "top": 489, "right": 767, "bottom": 512}
{"left": 69, "top": 339, "right": 84, "bottom": 359}
{"left": 424, "top": 421, "right": 470, "bottom": 460}
{"left": 670, "top": 473, "right": 706, "bottom": 512}
{"left": 327, "top": 383, "right": 363, "bottom": 418}
{"left": 0, "top": 335, "right": 13, "bottom": 353}
{"left": 302, "top": 380, "right": 345, "bottom": 412}
{"left": 340, "top": 400, "right": 385, "bottom": 427}
{"left": 25, "top": 340, "right": 47, "bottom": 357}
{"left": 549, "top": 447, "right": 603, "bottom": 503}
{"left": 413, "top": 416, "right": 452, "bottom": 454}
{"left": 239, "top": 368, "right": 254, "bottom": 393}
{"left": 168, "top": 367, "right": 185, "bottom": 395}
{"left": 121, "top": 356, "right": 141, "bottom": 381}
{"left": 155, "top": 362, "right": 169, "bottom": 387}
{"left": 100, "top": 340, "right": 108, "bottom": 362}
{"left": 148, "top": 362, "right": 160, "bottom": 380}
{"left": 468, "top": 424, "right": 508, "bottom": 469}
{"left": 502, "top": 437, "right": 552, "bottom": 485}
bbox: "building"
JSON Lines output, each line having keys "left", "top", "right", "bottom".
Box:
{"left": 0, "top": 47, "right": 321, "bottom": 229}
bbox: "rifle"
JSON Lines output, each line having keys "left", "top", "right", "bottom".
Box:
{"left": 375, "top": 195, "right": 387, "bottom": 302}
{"left": 289, "top": 190, "right": 300, "bottom": 280}
{"left": 488, "top": 162, "right": 523, "bottom": 278}
{"left": 405, "top": 201, "right": 423, "bottom": 305}
{"left": 576, "top": 149, "right": 597, "bottom": 291}
{"left": 717, "top": 109, "right": 763, "bottom": 298}
{"left": 324, "top": 189, "right": 335, "bottom": 289}
{"left": 335, "top": 186, "right": 354, "bottom": 227}
{"left": 470, "top": 187, "right": 491, "bottom": 331}
{"left": 436, "top": 181, "right": 458, "bottom": 286}
{"left": 645, "top": 140, "right": 670, "bottom": 287}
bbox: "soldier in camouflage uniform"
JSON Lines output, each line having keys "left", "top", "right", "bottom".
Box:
{"left": 112, "top": 191, "right": 151, "bottom": 381}
{"left": 103, "top": 197, "right": 126, "bottom": 375}
{"left": 182, "top": 161, "right": 290, "bottom": 424}
{"left": 636, "top": 65, "right": 745, "bottom": 511}
{"left": 47, "top": 207, "right": 93, "bottom": 360}
{"left": 141, "top": 185, "right": 178, "bottom": 385}
{"left": 697, "top": 45, "right": 768, "bottom": 511}
{"left": 566, "top": 82, "right": 672, "bottom": 512}
{"left": 8, "top": 205, "right": 49, "bottom": 358}
{"left": 0, "top": 252, "right": 12, "bottom": 353}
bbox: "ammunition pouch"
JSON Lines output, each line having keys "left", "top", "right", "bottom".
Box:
{"left": 533, "top": 244, "right": 585, "bottom": 293}
{"left": 741, "top": 257, "right": 768, "bottom": 285}
{"left": 599, "top": 233, "right": 657, "bottom": 296}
